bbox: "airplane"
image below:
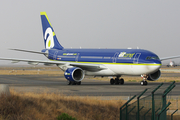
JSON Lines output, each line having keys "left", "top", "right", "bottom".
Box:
{"left": 0, "top": 12, "right": 180, "bottom": 86}
{"left": 167, "top": 60, "right": 178, "bottom": 67}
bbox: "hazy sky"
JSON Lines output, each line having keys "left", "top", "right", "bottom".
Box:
{"left": 0, "top": 0, "right": 180, "bottom": 65}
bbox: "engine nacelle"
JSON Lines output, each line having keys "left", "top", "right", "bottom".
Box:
{"left": 147, "top": 69, "right": 161, "bottom": 81}
{"left": 64, "top": 67, "right": 84, "bottom": 82}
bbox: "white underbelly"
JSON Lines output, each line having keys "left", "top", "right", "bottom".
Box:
{"left": 84, "top": 63, "right": 161, "bottom": 76}
{"left": 107, "top": 64, "right": 161, "bottom": 75}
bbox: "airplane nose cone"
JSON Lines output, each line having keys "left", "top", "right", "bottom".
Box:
{"left": 155, "top": 63, "right": 161, "bottom": 70}
{"left": 149, "top": 61, "right": 162, "bottom": 72}
{"left": 156, "top": 60, "right": 162, "bottom": 65}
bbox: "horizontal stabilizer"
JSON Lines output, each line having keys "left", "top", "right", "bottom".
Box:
{"left": 10, "top": 49, "right": 48, "bottom": 55}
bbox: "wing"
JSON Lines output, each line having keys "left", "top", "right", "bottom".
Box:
{"left": 0, "top": 57, "right": 107, "bottom": 71}
{"left": 160, "top": 55, "right": 180, "bottom": 61}
{"left": 69, "top": 62, "right": 107, "bottom": 71}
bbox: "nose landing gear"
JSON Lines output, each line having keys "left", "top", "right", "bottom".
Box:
{"left": 110, "top": 76, "right": 124, "bottom": 85}
{"left": 140, "top": 75, "right": 148, "bottom": 86}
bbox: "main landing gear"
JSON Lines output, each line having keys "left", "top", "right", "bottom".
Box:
{"left": 140, "top": 75, "right": 148, "bottom": 86}
{"left": 110, "top": 76, "right": 124, "bottom": 85}
{"left": 67, "top": 81, "right": 81, "bottom": 85}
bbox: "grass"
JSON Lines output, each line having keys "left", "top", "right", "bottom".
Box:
{"left": 1, "top": 90, "right": 179, "bottom": 120}
{"left": 0, "top": 69, "right": 63, "bottom": 76}
{"left": 0, "top": 89, "right": 124, "bottom": 120}
{"left": 0, "top": 66, "right": 180, "bottom": 119}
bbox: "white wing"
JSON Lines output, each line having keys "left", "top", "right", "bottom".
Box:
{"left": 160, "top": 55, "right": 180, "bottom": 61}
{"left": 0, "top": 57, "right": 107, "bottom": 71}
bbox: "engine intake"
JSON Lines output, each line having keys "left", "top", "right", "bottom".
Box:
{"left": 64, "top": 67, "right": 84, "bottom": 82}
{"left": 147, "top": 69, "right": 161, "bottom": 81}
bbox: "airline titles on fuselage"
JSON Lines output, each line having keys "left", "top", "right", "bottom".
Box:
{"left": 118, "top": 52, "right": 135, "bottom": 58}
{"left": 56, "top": 52, "right": 136, "bottom": 61}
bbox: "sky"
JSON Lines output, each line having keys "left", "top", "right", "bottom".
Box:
{"left": 0, "top": 0, "right": 180, "bottom": 65}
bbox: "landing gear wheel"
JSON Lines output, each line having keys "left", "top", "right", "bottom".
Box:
{"left": 144, "top": 81, "right": 148, "bottom": 85}
{"left": 72, "top": 81, "right": 77, "bottom": 85}
{"left": 141, "top": 74, "right": 148, "bottom": 86}
{"left": 109, "top": 76, "right": 125, "bottom": 85}
{"left": 67, "top": 81, "right": 72, "bottom": 85}
{"left": 77, "top": 81, "right": 81, "bottom": 85}
{"left": 140, "top": 81, "right": 148, "bottom": 86}
{"left": 115, "top": 78, "right": 119, "bottom": 85}
{"left": 110, "top": 78, "right": 115, "bottom": 85}
{"left": 67, "top": 81, "right": 80, "bottom": 85}
{"left": 119, "top": 78, "right": 124, "bottom": 85}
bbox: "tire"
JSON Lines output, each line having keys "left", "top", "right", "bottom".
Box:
{"left": 77, "top": 81, "right": 81, "bottom": 85}
{"left": 72, "top": 81, "right": 76, "bottom": 85}
{"left": 67, "top": 81, "right": 72, "bottom": 85}
{"left": 144, "top": 81, "right": 148, "bottom": 85}
{"left": 140, "top": 81, "right": 144, "bottom": 86}
{"left": 115, "top": 78, "right": 119, "bottom": 85}
{"left": 140, "top": 81, "right": 148, "bottom": 86}
{"left": 119, "top": 78, "right": 124, "bottom": 85}
{"left": 110, "top": 78, "right": 115, "bottom": 85}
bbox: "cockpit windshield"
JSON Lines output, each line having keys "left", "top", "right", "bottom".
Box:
{"left": 146, "top": 56, "right": 160, "bottom": 60}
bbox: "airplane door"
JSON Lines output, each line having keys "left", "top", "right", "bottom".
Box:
{"left": 133, "top": 53, "right": 141, "bottom": 63}
{"left": 113, "top": 52, "right": 119, "bottom": 63}
{"left": 75, "top": 53, "right": 79, "bottom": 62}
{"left": 53, "top": 51, "right": 58, "bottom": 60}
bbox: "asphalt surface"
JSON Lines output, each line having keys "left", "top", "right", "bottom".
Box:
{"left": 0, "top": 74, "right": 179, "bottom": 97}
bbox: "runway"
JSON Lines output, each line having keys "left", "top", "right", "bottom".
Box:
{"left": 0, "top": 74, "right": 179, "bottom": 97}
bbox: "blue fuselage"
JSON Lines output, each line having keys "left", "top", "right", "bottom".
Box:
{"left": 42, "top": 48, "right": 161, "bottom": 65}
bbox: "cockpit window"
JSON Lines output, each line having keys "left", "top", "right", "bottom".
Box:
{"left": 146, "top": 56, "right": 159, "bottom": 60}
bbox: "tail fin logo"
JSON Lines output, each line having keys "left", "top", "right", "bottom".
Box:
{"left": 41, "top": 12, "right": 64, "bottom": 50}
{"left": 45, "top": 27, "right": 54, "bottom": 49}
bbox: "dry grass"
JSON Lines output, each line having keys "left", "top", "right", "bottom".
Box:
{"left": 1, "top": 90, "right": 179, "bottom": 120}
{"left": 0, "top": 66, "right": 180, "bottom": 119}
{"left": 0, "top": 69, "right": 63, "bottom": 76}
{"left": 0, "top": 89, "right": 124, "bottom": 120}
{"left": 0, "top": 66, "right": 63, "bottom": 76}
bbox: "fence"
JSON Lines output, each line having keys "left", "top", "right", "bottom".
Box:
{"left": 120, "top": 81, "right": 179, "bottom": 120}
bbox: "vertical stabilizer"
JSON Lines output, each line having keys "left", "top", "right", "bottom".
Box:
{"left": 40, "top": 12, "right": 63, "bottom": 50}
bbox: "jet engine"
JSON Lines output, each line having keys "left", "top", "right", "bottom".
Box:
{"left": 147, "top": 69, "right": 161, "bottom": 81}
{"left": 64, "top": 67, "right": 84, "bottom": 82}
